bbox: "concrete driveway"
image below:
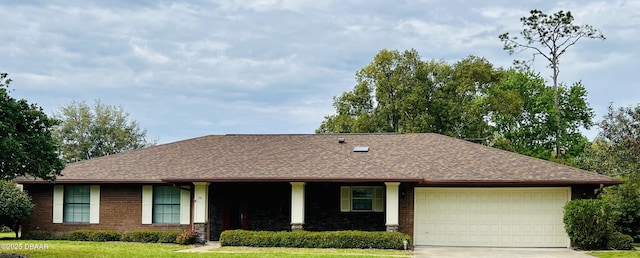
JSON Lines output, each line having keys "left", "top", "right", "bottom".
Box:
{"left": 413, "top": 247, "right": 594, "bottom": 258}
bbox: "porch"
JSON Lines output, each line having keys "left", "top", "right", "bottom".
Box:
{"left": 192, "top": 182, "right": 401, "bottom": 241}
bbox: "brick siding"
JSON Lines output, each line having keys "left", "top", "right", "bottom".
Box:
{"left": 22, "top": 184, "right": 188, "bottom": 234}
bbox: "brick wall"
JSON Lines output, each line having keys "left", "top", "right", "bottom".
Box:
{"left": 23, "top": 182, "right": 420, "bottom": 240}
{"left": 397, "top": 183, "right": 414, "bottom": 238}
{"left": 22, "top": 184, "right": 188, "bottom": 234}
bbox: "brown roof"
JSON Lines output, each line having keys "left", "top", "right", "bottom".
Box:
{"left": 16, "top": 133, "right": 621, "bottom": 186}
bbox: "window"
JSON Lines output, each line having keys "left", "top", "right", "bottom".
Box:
{"left": 340, "top": 186, "right": 383, "bottom": 212}
{"left": 351, "top": 187, "right": 374, "bottom": 210}
{"left": 142, "top": 185, "right": 190, "bottom": 225}
{"left": 63, "top": 185, "right": 90, "bottom": 223}
{"left": 152, "top": 186, "right": 180, "bottom": 224}
{"left": 53, "top": 185, "right": 99, "bottom": 224}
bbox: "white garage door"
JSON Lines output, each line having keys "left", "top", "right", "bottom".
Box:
{"left": 414, "top": 187, "right": 570, "bottom": 247}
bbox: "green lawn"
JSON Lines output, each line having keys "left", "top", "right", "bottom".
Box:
{"left": 589, "top": 251, "right": 640, "bottom": 258}
{"left": 588, "top": 243, "right": 640, "bottom": 258}
{"left": 0, "top": 240, "right": 411, "bottom": 258}
{"left": 0, "top": 232, "right": 17, "bottom": 239}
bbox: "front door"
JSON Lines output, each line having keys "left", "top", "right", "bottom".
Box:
{"left": 222, "top": 195, "right": 248, "bottom": 230}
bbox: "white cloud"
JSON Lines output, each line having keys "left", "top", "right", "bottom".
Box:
{"left": 0, "top": 0, "right": 638, "bottom": 143}
{"left": 131, "top": 44, "right": 170, "bottom": 64}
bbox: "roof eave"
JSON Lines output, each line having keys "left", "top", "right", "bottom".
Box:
{"left": 161, "top": 177, "right": 425, "bottom": 183}
{"left": 15, "top": 179, "right": 166, "bottom": 184}
{"left": 420, "top": 179, "right": 623, "bottom": 187}
{"left": 16, "top": 178, "right": 622, "bottom": 186}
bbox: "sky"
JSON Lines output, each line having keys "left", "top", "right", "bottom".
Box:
{"left": 1, "top": 0, "right": 638, "bottom": 144}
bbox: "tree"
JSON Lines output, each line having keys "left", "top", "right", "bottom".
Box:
{"left": 499, "top": 9, "right": 605, "bottom": 158}
{"left": 317, "top": 49, "right": 503, "bottom": 140}
{"left": 486, "top": 69, "right": 593, "bottom": 159}
{"left": 0, "top": 180, "right": 34, "bottom": 238}
{"left": 318, "top": 49, "right": 432, "bottom": 134}
{"left": 575, "top": 104, "right": 640, "bottom": 239}
{"left": 54, "top": 100, "right": 153, "bottom": 163}
{"left": 0, "top": 73, "right": 65, "bottom": 181}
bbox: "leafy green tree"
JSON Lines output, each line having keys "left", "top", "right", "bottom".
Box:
{"left": 54, "top": 100, "right": 154, "bottom": 163}
{"left": 318, "top": 49, "right": 431, "bottom": 133}
{"left": 317, "top": 49, "right": 503, "bottom": 140}
{"left": 0, "top": 180, "right": 34, "bottom": 238}
{"left": 0, "top": 73, "right": 64, "bottom": 181}
{"left": 431, "top": 56, "right": 502, "bottom": 139}
{"left": 486, "top": 69, "right": 593, "bottom": 159}
{"left": 575, "top": 104, "right": 640, "bottom": 239}
{"left": 499, "top": 9, "right": 605, "bottom": 158}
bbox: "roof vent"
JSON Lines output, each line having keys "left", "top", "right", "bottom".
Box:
{"left": 353, "top": 146, "right": 369, "bottom": 152}
{"left": 338, "top": 138, "right": 345, "bottom": 144}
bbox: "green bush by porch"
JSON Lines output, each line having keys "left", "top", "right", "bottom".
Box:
{"left": 219, "top": 230, "right": 411, "bottom": 250}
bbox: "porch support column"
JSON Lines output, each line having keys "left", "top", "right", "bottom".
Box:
{"left": 193, "top": 182, "right": 210, "bottom": 243}
{"left": 385, "top": 182, "right": 400, "bottom": 232}
{"left": 290, "top": 182, "right": 305, "bottom": 230}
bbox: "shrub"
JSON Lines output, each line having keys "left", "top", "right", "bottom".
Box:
{"left": 121, "top": 230, "right": 163, "bottom": 243}
{"left": 158, "top": 230, "right": 182, "bottom": 243}
{"left": 220, "top": 230, "right": 411, "bottom": 250}
{"left": 176, "top": 229, "right": 198, "bottom": 245}
{"left": 121, "top": 230, "right": 186, "bottom": 243}
{"left": 607, "top": 232, "right": 634, "bottom": 250}
{"left": 564, "top": 199, "right": 612, "bottom": 250}
{"left": 64, "top": 230, "right": 91, "bottom": 241}
{"left": 22, "top": 230, "right": 56, "bottom": 240}
{"left": 89, "top": 230, "right": 121, "bottom": 242}
{"left": 63, "top": 230, "right": 121, "bottom": 242}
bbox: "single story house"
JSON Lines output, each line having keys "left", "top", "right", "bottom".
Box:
{"left": 16, "top": 133, "right": 620, "bottom": 247}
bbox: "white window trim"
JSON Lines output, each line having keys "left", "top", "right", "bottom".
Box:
{"left": 142, "top": 185, "right": 191, "bottom": 225}
{"left": 90, "top": 185, "right": 100, "bottom": 224}
{"left": 53, "top": 185, "right": 64, "bottom": 223}
{"left": 180, "top": 187, "right": 191, "bottom": 225}
{"left": 340, "top": 186, "right": 384, "bottom": 212}
{"left": 141, "top": 186, "right": 153, "bottom": 224}
{"left": 52, "top": 185, "right": 100, "bottom": 224}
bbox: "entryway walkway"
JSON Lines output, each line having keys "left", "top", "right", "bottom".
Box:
{"left": 175, "top": 241, "right": 221, "bottom": 252}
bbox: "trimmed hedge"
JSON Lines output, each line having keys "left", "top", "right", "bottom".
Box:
{"left": 23, "top": 229, "right": 185, "bottom": 244}
{"left": 158, "top": 230, "right": 183, "bottom": 243}
{"left": 65, "top": 230, "right": 121, "bottom": 242}
{"left": 121, "top": 230, "right": 185, "bottom": 244}
{"left": 220, "top": 230, "right": 411, "bottom": 250}
{"left": 22, "top": 230, "right": 58, "bottom": 240}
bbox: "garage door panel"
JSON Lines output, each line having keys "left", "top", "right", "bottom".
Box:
{"left": 414, "top": 187, "right": 570, "bottom": 247}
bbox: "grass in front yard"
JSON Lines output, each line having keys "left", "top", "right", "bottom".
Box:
{"left": 0, "top": 232, "right": 17, "bottom": 239}
{"left": 0, "top": 240, "right": 191, "bottom": 258}
{"left": 589, "top": 251, "right": 640, "bottom": 258}
{"left": 0, "top": 240, "right": 411, "bottom": 258}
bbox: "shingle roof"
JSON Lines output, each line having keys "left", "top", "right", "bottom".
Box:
{"left": 16, "top": 133, "right": 621, "bottom": 185}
